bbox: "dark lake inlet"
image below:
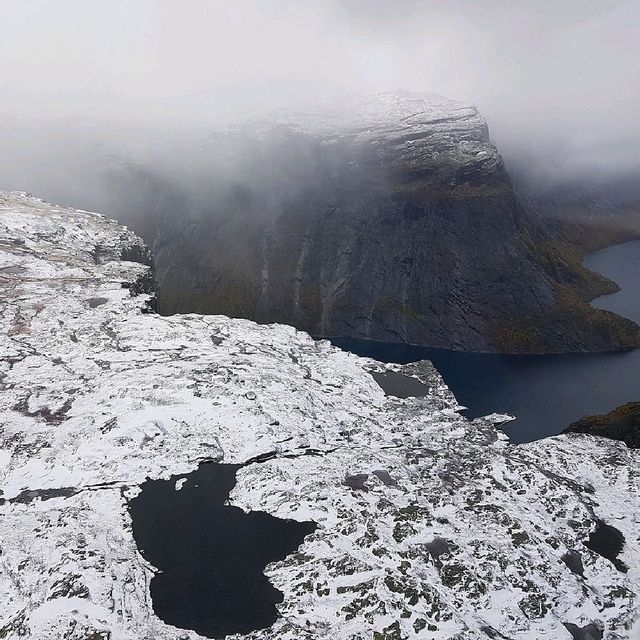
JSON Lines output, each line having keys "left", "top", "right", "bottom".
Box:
{"left": 332, "top": 239, "right": 640, "bottom": 443}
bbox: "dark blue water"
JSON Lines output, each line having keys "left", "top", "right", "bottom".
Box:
{"left": 332, "top": 240, "right": 640, "bottom": 443}
{"left": 129, "top": 462, "right": 316, "bottom": 638}
{"left": 584, "top": 240, "right": 640, "bottom": 324}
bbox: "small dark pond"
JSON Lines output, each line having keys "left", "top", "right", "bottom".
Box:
{"left": 563, "top": 622, "right": 603, "bottom": 640}
{"left": 331, "top": 239, "right": 640, "bottom": 444}
{"left": 129, "top": 462, "right": 316, "bottom": 638}
{"left": 87, "top": 296, "right": 108, "bottom": 308}
{"left": 370, "top": 370, "right": 430, "bottom": 398}
{"left": 585, "top": 519, "right": 627, "bottom": 573}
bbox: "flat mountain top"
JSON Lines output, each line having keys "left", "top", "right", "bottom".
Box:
{"left": 1, "top": 192, "right": 639, "bottom": 639}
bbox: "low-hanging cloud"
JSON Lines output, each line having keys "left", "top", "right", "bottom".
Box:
{"left": 1, "top": 0, "right": 639, "bottom": 183}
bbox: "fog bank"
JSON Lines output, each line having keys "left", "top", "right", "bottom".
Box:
{"left": 1, "top": 0, "right": 639, "bottom": 182}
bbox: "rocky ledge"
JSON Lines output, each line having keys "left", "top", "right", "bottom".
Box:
{"left": 1, "top": 193, "right": 639, "bottom": 639}
{"left": 565, "top": 403, "right": 640, "bottom": 449}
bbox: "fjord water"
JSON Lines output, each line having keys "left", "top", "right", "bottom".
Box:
{"left": 333, "top": 239, "right": 640, "bottom": 444}
{"left": 585, "top": 240, "right": 640, "bottom": 323}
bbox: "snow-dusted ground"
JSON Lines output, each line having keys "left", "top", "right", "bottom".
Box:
{"left": 0, "top": 192, "right": 639, "bottom": 639}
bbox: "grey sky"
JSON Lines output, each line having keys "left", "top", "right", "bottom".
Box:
{"left": 1, "top": 0, "right": 639, "bottom": 178}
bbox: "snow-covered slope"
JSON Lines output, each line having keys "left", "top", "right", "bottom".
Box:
{"left": 0, "top": 192, "right": 639, "bottom": 639}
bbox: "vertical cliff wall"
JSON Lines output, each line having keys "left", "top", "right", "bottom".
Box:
{"left": 149, "top": 94, "right": 639, "bottom": 352}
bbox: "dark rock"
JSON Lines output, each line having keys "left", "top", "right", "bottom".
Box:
{"left": 343, "top": 473, "right": 369, "bottom": 491}
{"left": 87, "top": 297, "right": 108, "bottom": 308}
{"left": 120, "top": 241, "right": 153, "bottom": 267}
{"left": 372, "top": 469, "right": 397, "bottom": 486}
{"left": 561, "top": 549, "right": 585, "bottom": 577}
{"left": 425, "top": 537, "right": 452, "bottom": 568}
{"left": 481, "top": 626, "right": 513, "bottom": 639}
{"left": 563, "top": 622, "right": 603, "bottom": 640}
{"left": 10, "top": 486, "right": 79, "bottom": 504}
{"left": 373, "top": 620, "right": 402, "bottom": 640}
{"left": 564, "top": 402, "right": 640, "bottom": 448}
{"left": 48, "top": 573, "right": 90, "bottom": 600}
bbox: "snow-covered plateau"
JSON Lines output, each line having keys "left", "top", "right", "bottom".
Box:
{"left": 0, "top": 192, "right": 639, "bottom": 639}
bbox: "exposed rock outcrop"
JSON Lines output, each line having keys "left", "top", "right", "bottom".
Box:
{"left": 565, "top": 402, "right": 640, "bottom": 448}
{"left": 1, "top": 193, "right": 639, "bottom": 638}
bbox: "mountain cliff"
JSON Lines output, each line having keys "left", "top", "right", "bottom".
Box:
{"left": 1, "top": 94, "right": 637, "bottom": 353}
{"left": 144, "top": 93, "right": 640, "bottom": 352}
{"left": 1, "top": 193, "right": 639, "bottom": 639}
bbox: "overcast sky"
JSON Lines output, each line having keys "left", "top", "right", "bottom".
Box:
{"left": 2, "top": 0, "right": 639, "bottom": 179}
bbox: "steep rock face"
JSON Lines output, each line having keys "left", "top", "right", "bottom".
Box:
{"left": 1, "top": 193, "right": 640, "bottom": 639}
{"left": 147, "top": 93, "right": 639, "bottom": 352}
{"left": 514, "top": 175, "right": 640, "bottom": 301}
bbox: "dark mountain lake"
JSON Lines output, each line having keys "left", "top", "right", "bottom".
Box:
{"left": 332, "top": 239, "right": 640, "bottom": 444}
{"left": 129, "top": 462, "right": 316, "bottom": 638}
